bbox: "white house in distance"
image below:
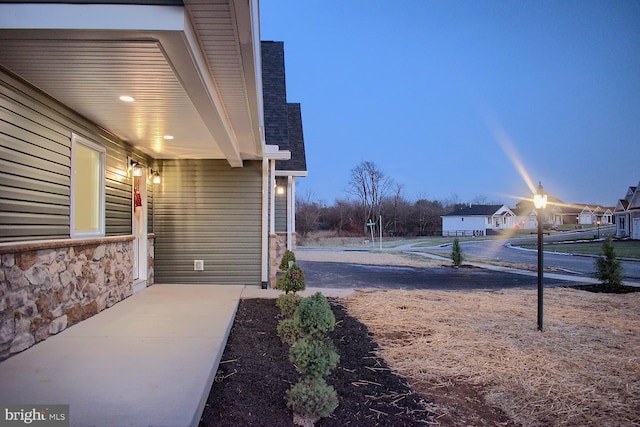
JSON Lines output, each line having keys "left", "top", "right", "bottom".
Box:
{"left": 441, "top": 204, "right": 516, "bottom": 237}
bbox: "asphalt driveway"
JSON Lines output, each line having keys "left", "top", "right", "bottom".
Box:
{"left": 297, "top": 260, "right": 570, "bottom": 291}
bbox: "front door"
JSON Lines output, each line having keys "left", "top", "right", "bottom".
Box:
{"left": 132, "top": 168, "right": 148, "bottom": 293}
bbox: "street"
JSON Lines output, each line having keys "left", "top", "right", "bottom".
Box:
{"left": 422, "top": 230, "right": 640, "bottom": 281}
{"left": 298, "top": 260, "right": 571, "bottom": 290}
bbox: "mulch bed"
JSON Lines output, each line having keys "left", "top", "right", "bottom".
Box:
{"left": 199, "top": 298, "right": 436, "bottom": 426}
{"left": 566, "top": 284, "right": 640, "bottom": 293}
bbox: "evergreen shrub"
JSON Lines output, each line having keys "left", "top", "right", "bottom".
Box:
{"left": 276, "top": 293, "right": 303, "bottom": 317}
{"left": 451, "top": 237, "right": 463, "bottom": 267}
{"left": 279, "top": 250, "right": 297, "bottom": 271}
{"left": 286, "top": 378, "right": 339, "bottom": 425}
{"left": 294, "top": 292, "right": 335, "bottom": 338}
{"left": 276, "top": 264, "right": 306, "bottom": 295}
{"left": 595, "top": 238, "right": 624, "bottom": 288}
{"left": 277, "top": 318, "right": 301, "bottom": 346}
{"left": 289, "top": 336, "right": 339, "bottom": 378}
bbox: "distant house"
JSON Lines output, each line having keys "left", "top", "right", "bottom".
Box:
{"left": 513, "top": 198, "right": 613, "bottom": 230}
{"left": 441, "top": 204, "right": 516, "bottom": 237}
{"left": 513, "top": 198, "right": 563, "bottom": 230}
{"left": 614, "top": 181, "right": 640, "bottom": 239}
{"left": 579, "top": 205, "right": 614, "bottom": 225}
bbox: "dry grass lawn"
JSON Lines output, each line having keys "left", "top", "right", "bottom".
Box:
{"left": 344, "top": 288, "right": 640, "bottom": 426}
{"left": 296, "top": 249, "right": 444, "bottom": 268}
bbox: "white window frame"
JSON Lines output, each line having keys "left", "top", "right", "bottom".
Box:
{"left": 70, "top": 134, "right": 106, "bottom": 238}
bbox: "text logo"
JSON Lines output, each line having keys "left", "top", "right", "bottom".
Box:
{"left": 1, "top": 405, "right": 69, "bottom": 427}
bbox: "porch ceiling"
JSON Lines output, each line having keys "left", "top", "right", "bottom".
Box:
{"left": 0, "top": 1, "right": 263, "bottom": 166}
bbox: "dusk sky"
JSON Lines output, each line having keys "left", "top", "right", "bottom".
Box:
{"left": 260, "top": 1, "right": 640, "bottom": 208}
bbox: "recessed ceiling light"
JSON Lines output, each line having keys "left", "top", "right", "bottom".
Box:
{"left": 163, "top": 135, "right": 174, "bottom": 140}
{"left": 119, "top": 95, "right": 135, "bottom": 102}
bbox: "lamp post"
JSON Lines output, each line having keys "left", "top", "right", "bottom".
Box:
{"left": 533, "top": 182, "right": 547, "bottom": 331}
{"left": 597, "top": 220, "right": 600, "bottom": 239}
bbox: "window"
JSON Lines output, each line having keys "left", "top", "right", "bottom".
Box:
{"left": 71, "top": 134, "right": 105, "bottom": 238}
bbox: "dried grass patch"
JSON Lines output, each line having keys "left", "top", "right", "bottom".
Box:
{"left": 296, "top": 250, "right": 443, "bottom": 268}
{"left": 344, "top": 288, "right": 640, "bottom": 426}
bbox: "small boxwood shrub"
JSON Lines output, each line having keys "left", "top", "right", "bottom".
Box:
{"left": 294, "top": 292, "right": 335, "bottom": 338}
{"left": 276, "top": 264, "right": 306, "bottom": 295}
{"left": 286, "top": 378, "right": 338, "bottom": 425}
{"left": 276, "top": 293, "right": 303, "bottom": 317}
{"left": 290, "top": 336, "right": 339, "bottom": 378}
{"left": 277, "top": 318, "right": 301, "bottom": 346}
{"left": 279, "top": 249, "right": 297, "bottom": 271}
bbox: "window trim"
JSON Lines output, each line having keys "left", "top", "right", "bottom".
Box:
{"left": 70, "top": 133, "right": 106, "bottom": 238}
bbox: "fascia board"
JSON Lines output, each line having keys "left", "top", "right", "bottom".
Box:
{"left": 230, "top": 0, "right": 264, "bottom": 157}
{"left": 0, "top": 4, "right": 186, "bottom": 31}
{"left": 275, "top": 171, "right": 308, "bottom": 177}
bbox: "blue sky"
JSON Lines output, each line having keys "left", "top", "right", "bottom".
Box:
{"left": 260, "top": 1, "right": 640, "bottom": 207}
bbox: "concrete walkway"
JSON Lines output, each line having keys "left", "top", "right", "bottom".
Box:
{"left": 0, "top": 284, "right": 243, "bottom": 427}
{"left": 0, "top": 284, "right": 354, "bottom": 427}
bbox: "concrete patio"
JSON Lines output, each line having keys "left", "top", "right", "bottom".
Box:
{"left": 0, "top": 284, "right": 242, "bottom": 427}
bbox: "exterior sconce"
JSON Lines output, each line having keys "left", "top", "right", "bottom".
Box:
{"left": 151, "top": 170, "right": 161, "bottom": 184}
{"left": 276, "top": 185, "right": 285, "bottom": 195}
{"left": 131, "top": 160, "right": 143, "bottom": 177}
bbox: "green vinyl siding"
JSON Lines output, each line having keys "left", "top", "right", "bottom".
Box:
{"left": 0, "top": 67, "right": 140, "bottom": 242}
{"left": 153, "top": 159, "right": 263, "bottom": 285}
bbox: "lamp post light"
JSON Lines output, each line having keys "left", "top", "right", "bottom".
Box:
{"left": 533, "top": 182, "right": 547, "bottom": 331}
{"left": 597, "top": 220, "right": 600, "bottom": 239}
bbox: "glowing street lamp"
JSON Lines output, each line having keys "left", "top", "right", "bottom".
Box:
{"left": 534, "top": 182, "right": 547, "bottom": 331}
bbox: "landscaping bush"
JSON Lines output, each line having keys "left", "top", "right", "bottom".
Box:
{"left": 451, "top": 237, "right": 463, "bottom": 267}
{"left": 289, "top": 336, "right": 339, "bottom": 378}
{"left": 286, "top": 377, "right": 339, "bottom": 427}
{"left": 279, "top": 249, "right": 297, "bottom": 271}
{"left": 276, "top": 264, "right": 306, "bottom": 295}
{"left": 277, "top": 318, "right": 301, "bottom": 346}
{"left": 282, "top": 292, "right": 340, "bottom": 425}
{"left": 294, "top": 292, "right": 335, "bottom": 338}
{"left": 595, "top": 238, "right": 624, "bottom": 288}
{"left": 276, "top": 293, "right": 303, "bottom": 317}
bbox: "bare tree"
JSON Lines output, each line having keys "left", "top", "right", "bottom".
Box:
{"left": 295, "top": 190, "right": 320, "bottom": 237}
{"left": 347, "top": 161, "right": 394, "bottom": 234}
{"left": 323, "top": 199, "right": 361, "bottom": 235}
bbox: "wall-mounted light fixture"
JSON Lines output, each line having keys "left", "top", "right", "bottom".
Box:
{"left": 151, "top": 170, "right": 161, "bottom": 184}
{"left": 130, "top": 160, "right": 143, "bottom": 177}
{"left": 276, "top": 185, "right": 285, "bottom": 195}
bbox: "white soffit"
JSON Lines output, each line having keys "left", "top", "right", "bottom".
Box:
{"left": 0, "top": 2, "right": 261, "bottom": 165}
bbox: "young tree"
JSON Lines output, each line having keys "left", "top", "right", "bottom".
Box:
{"left": 347, "top": 161, "right": 394, "bottom": 235}
{"left": 594, "top": 238, "right": 623, "bottom": 288}
{"left": 451, "top": 238, "right": 464, "bottom": 267}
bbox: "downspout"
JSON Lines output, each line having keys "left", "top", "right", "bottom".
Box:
{"left": 261, "top": 157, "right": 269, "bottom": 288}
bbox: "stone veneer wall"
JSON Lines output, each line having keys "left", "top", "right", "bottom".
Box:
{"left": 0, "top": 236, "right": 134, "bottom": 360}
{"left": 269, "top": 232, "right": 296, "bottom": 288}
